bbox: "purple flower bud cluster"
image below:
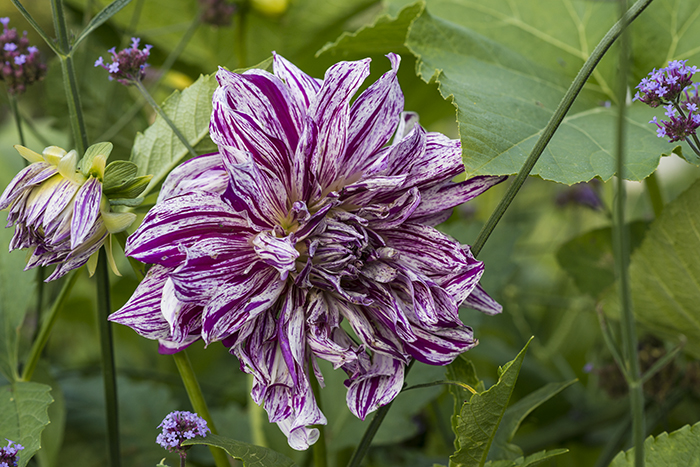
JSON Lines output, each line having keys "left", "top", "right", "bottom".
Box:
{"left": 199, "top": 0, "right": 237, "bottom": 27}
{"left": 0, "top": 439, "right": 24, "bottom": 467}
{"left": 156, "top": 411, "right": 210, "bottom": 456}
{"left": 95, "top": 37, "right": 152, "bottom": 86}
{"left": 634, "top": 60, "right": 697, "bottom": 107}
{"left": 635, "top": 60, "right": 700, "bottom": 149}
{"left": 0, "top": 17, "right": 46, "bottom": 95}
{"left": 555, "top": 180, "right": 603, "bottom": 210}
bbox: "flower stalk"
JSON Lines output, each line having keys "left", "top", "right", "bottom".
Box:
{"left": 20, "top": 269, "right": 80, "bottom": 382}
{"left": 172, "top": 351, "right": 230, "bottom": 467}
{"left": 471, "top": 0, "right": 656, "bottom": 257}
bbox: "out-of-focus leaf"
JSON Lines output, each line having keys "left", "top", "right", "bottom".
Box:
{"left": 130, "top": 73, "right": 218, "bottom": 196}
{"left": 183, "top": 433, "right": 298, "bottom": 467}
{"left": 317, "top": 0, "right": 424, "bottom": 57}
{"left": 0, "top": 213, "right": 36, "bottom": 382}
{"left": 34, "top": 365, "right": 66, "bottom": 467}
{"left": 449, "top": 339, "right": 531, "bottom": 467}
{"left": 609, "top": 421, "right": 700, "bottom": 467}
{"left": 484, "top": 449, "right": 569, "bottom": 467}
{"left": 0, "top": 382, "right": 53, "bottom": 467}
{"left": 557, "top": 222, "right": 648, "bottom": 298}
{"left": 488, "top": 380, "right": 576, "bottom": 461}
{"left": 603, "top": 180, "right": 700, "bottom": 358}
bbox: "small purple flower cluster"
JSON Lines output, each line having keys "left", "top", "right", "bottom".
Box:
{"left": 95, "top": 37, "right": 152, "bottom": 86}
{"left": 156, "top": 411, "right": 210, "bottom": 456}
{"left": 634, "top": 60, "right": 697, "bottom": 107}
{"left": 0, "top": 439, "right": 24, "bottom": 467}
{"left": 0, "top": 17, "right": 46, "bottom": 95}
{"left": 199, "top": 0, "right": 237, "bottom": 27}
{"left": 635, "top": 60, "right": 700, "bottom": 150}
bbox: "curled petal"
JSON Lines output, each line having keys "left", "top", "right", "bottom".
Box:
{"left": 346, "top": 353, "right": 404, "bottom": 420}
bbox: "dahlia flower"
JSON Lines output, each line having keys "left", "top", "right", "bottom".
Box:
{"left": 110, "top": 53, "right": 504, "bottom": 450}
{"left": 0, "top": 143, "right": 149, "bottom": 281}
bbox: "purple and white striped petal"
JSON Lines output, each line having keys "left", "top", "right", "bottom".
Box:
{"left": 253, "top": 231, "right": 299, "bottom": 280}
{"left": 346, "top": 353, "right": 404, "bottom": 420}
{"left": 0, "top": 162, "right": 51, "bottom": 210}
{"left": 461, "top": 284, "right": 503, "bottom": 315}
{"left": 158, "top": 152, "right": 228, "bottom": 202}
{"left": 404, "top": 323, "right": 477, "bottom": 365}
{"left": 273, "top": 52, "right": 322, "bottom": 114}
{"left": 70, "top": 177, "right": 102, "bottom": 249}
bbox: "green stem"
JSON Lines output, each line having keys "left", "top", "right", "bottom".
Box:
{"left": 309, "top": 372, "right": 328, "bottom": 467}
{"left": 20, "top": 270, "right": 80, "bottom": 382}
{"left": 346, "top": 360, "right": 415, "bottom": 467}
{"left": 133, "top": 79, "right": 198, "bottom": 159}
{"left": 248, "top": 373, "right": 268, "bottom": 448}
{"left": 235, "top": 6, "right": 248, "bottom": 68}
{"left": 10, "top": 0, "right": 61, "bottom": 55}
{"left": 8, "top": 94, "right": 25, "bottom": 147}
{"left": 96, "top": 248, "right": 122, "bottom": 467}
{"left": 645, "top": 171, "right": 664, "bottom": 218}
{"left": 172, "top": 351, "right": 230, "bottom": 467}
{"left": 402, "top": 380, "right": 477, "bottom": 394}
{"left": 470, "top": 0, "right": 656, "bottom": 257}
{"left": 613, "top": 2, "right": 644, "bottom": 465}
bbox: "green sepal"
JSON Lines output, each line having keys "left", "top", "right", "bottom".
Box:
{"left": 103, "top": 175, "right": 153, "bottom": 200}
{"left": 108, "top": 197, "right": 145, "bottom": 207}
{"left": 103, "top": 160, "right": 139, "bottom": 192}
{"left": 79, "top": 142, "right": 113, "bottom": 178}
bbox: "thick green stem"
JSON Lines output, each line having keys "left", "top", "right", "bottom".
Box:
{"left": 8, "top": 94, "right": 25, "bottom": 147}
{"left": 21, "top": 270, "right": 80, "bottom": 382}
{"left": 235, "top": 6, "right": 248, "bottom": 68}
{"left": 172, "top": 351, "right": 230, "bottom": 467}
{"left": 645, "top": 171, "right": 664, "bottom": 218}
{"left": 248, "top": 373, "right": 267, "bottom": 448}
{"left": 613, "top": 2, "right": 644, "bottom": 465}
{"left": 471, "top": 0, "right": 656, "bottom": 257}
{"left": 133, "top": 79, "right": 198, "bottom": 159}
{"left": 310, "top": 372, "right": 328, "bottom": 467}
{"left": 96, "top": 248, "right": 122, "bottom": 467}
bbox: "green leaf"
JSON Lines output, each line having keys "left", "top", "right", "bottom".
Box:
{"left": 317, "top": 0, "right": 424, "bottom": 58}
{"left": 72, "top": 0, "right": 133, "bottom": 49}
{"left": 488, "top": 380, "right": 576, "bottom": 461}
{"left": 556, "top": 222, "right": 649, "bottom": 298}
{"left": 446, "top": 354, "right": 484, "bottom": 450}
{"left": 78, "top": 142, "right": 113, "bottom": 176}
{"left": 405, "top": 3, "right": 677, "bottom": 184}
{"left": 183, "top": 433, "right": 298, "bottom": 467}
{"left": 609, "top": 421, "right": 700, "bottom": 467}
{"left": 103, "top": 161, "right": 139, "bottom": 192}
{"left": 0, "top": 382, "right": 53, "bottom": 467}
{"left": 603, "top": 179, "right": 700, "bottom": 358}
{"left": 484, "top": 449, "right": 569, "bottom": 467}
{"left": 449, "top": 338, "right": 532, "bottom": 467}
{"left": 0, "top": 213, "right": 36, "bottom": 382}
{"left": 130, "top": 73, "right": 218, "bottom": 197}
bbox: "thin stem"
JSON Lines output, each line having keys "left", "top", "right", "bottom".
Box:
{"left": 471, "top": 0, "right": 656, "bottom": 257}
{"left": 235, "top": 5, "right": 248, "bottom": 68}
{"left": 8, "top": 94, "right": 25, "bottom": 147}
{"left": 10, "top": 0, "right": 61, "bottom": 55}
{"left": 346, "top": 360, "right": 415, "bottom": 467}
{"left": 248, "top": 373, "right": 268, "bottom": 448}
{"left": 20, "top": 270, "right": 80, "bottom": 382}
{"left": 640, "top": 342, "right": 683, "bottom": 385}
{"left": 596, "top": 305, "right": 630, "bottom": 383}
{"left": 180, "top": 454, "right": 186, "bottom": 467}
{"left": 96, "top": 248, "right": 122, "bottom": 467}
{"left": 403, "top": 380, "right": 477, "bottom": 394}
{"left": 310, "top": 372, "right": 328, "bottom": 467}
{"left": 172, "top": 351, "right": 230, "bottom": 467}
{"left": 683, "top": 136, "right": 700, "bottom": 156}
{"left": 133, "top": 79, "right": 198, "bottom": 159}
{"left": 644, "top": 171, "right": 664, "bottom": 218}
{"left": 613, "top": 2, "right": 644, "bottom": 465}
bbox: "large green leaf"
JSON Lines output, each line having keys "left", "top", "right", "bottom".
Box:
{"left": 603, "top": 179, "right": 700, "bottom": 358}
{"left": 0, "top": 213, "right": 36, "bottom": 382}
{"left": 609, "top": 421, "right": 700, "bottom": 467}
{"left": 449, "top": 339, "right": 531, "bottom": 467}
{"left": 0, "top": 382, "right": 53, "bottom": 467}
{"left": 405, "top": 1, "right": 680, "bottom": 184}
{"left": 488, "top": 380, "right": 576, "bottom": 461}
{"left": 183, "top": 433, "right": 298, "bottom": 467}
{"left": 130, "top": 73, "right": 218, "bottom": 196}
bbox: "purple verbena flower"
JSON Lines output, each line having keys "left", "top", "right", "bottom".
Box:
{"left": 0, "top": 144, "right": 147, "bottom": 281}
{"left": 635, "top": 60, "right": 696, "bottom": 107}
{"left": 0, "top": 440, "right": 23, "bottom": 467}
{"left": 110, "top": 53, "right": 505, "bottom": 450}
{"left": 0, "top": 18, "right": 46, "bottom": 94}
{"left": 95, "top": 37, "right": 152, "bottom": 85}
{"left": 156, "top": 411, "right": 210, "bottom": 457}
